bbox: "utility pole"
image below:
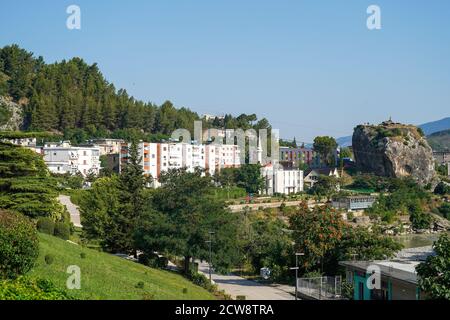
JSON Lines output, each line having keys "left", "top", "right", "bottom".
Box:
{"left": 290, "top": 252, "right": 304, "bottom": 300}
{"left": 205, "top": 231, "right": 215, "bottom": 284}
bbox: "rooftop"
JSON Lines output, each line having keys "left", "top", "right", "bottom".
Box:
{"left": 339, "top": 246, "right": 434, "bottom": 284}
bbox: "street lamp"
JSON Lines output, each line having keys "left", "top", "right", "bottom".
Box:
{"left": 205, "top": 231, "right": 215, "bottom": 283}
{"left": 290, "top": 252, "right": 304, "bottom": 300}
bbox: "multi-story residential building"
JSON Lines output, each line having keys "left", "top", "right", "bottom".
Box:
{"left": 261, "top": 163, "right": 304, "bottom": 195}
{"left": 43, "top": 141, "right": 101, "bottom": 176}
{"left": 120, "top": 141, "right": 242, "bottom": 186}
{"left": 217, "top": 144, "right": 241, "bottom": 168}
{"left": 279, "top": 146, "right": 320, "bottom": 168}
{"left": 90, "top": 138, "right": 125, "bottom": 156}
{"left": 120, "top": 142, "right": 158, "bottom": 180}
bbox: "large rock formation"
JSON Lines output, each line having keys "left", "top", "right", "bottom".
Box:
{"left": 352, "top": 120, "right": 436, "bottom": 186}
{"left": 0, "top": 96, "right": 24, "bottom": 131}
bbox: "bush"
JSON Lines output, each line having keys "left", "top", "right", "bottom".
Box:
{"left": 135, "top": 281, "right": 145, "bottom": 289}
{"left": 44, "top": 254, "right": 54, "bottom": 265}
{"left": 37, "top": 217, "right": 55, "bottom": 235}
{"left": 54, "top": 222, "right": 70, "bottom": 240}
{"left": 80, "top": 252, "right": 87, "bottom": 259}
{"left": 0, "top": 210, "right": 39, "bottom": 279}
{"left": 0, "top": 276, "right": 72, "bottom": 300}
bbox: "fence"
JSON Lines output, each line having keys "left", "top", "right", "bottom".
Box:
{"left": 297, "top": 276, "right": 342, "bottom": 300}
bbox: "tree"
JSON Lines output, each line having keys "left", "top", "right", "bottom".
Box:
{"left": 434, "top": 182, "right": 450, "bottom": 195}
{"left": 137, "top": 168, "right": 240, "bottom": 274}
{"left": 313, "top": 136, "right": 338, "bottom": 166}
{"left": 289, "top": 203, "right": 345, "bottom": 272}
{"left": 102, "top": 140, "right": 145, "bottom": 254}
{"left": 0, "top": 210, "right": 39, "bottom": 279}
{"left": 242, "top": 211, "right": 294, "bottom": 281}
{"left": 416, "top": 234, "right": 450, "bottom": 299}
{"left": 309, "top": 175, "right": 339, "bottom": 200}
{"left": 327, "top": 226, "right": 402, "bottom": 274}
{"left": 235, "top": 164, "right": 264, "bottom": 194}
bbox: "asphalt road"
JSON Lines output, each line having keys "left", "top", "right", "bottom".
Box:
{"left": 198, "top": 262, "right": 295, "bottom": 300}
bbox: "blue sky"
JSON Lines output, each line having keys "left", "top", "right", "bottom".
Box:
{"left": 1, "top": 0, "right": 449, "bottom": 142}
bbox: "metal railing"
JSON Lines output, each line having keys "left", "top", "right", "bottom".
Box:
{"left": 297, "top": 276, "right": 342, "bottom": 300}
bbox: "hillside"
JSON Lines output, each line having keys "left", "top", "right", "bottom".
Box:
{"left": 0, "top": 44, "right": 271, "bottom": 143}
{"left": 427, "top": 129, "right": 450, "bottom": 151}
{"left": 29, "top": 233, "right": 215, "bottom": 300}
{"left": 419, "top": 117, "right": 450, "bottom": 136}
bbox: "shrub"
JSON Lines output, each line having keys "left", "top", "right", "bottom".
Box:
{"left": 54, "top": 222, "right": 70, "bottom": 240}
{"left": 44, "top": 254, "right": 54, "bottom": 265}
{"left": 0, "top": 210, "right": 39, "bottom": 279}
{"left": 182, "top": 288, "right": 188, "bottom": 294}
{"left": 135, "top": 281, "right": 145, "bottom": 289}
{"left": 0, "top": 276, "right": 72, "bottom": 300}
{"left": 80, "top": 252, "right": 87, "bottom": 259}
{"left": 37, "top": 217, "right": 55, "bottom": 235}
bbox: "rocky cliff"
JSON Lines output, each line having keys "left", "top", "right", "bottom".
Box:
{"left": 352, "top": 120, "right": 436, "bottom": 186}
{"left": 0, "top": 96, "right": 24, "bottom": 131}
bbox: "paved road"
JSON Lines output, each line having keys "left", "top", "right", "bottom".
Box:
{"left": 58, "top": 195, "right": 82, "bottom": 227}
{"left": 198, "top": 262, "right": 295, "bottom": 300}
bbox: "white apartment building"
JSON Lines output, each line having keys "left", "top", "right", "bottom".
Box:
{"left": 120, "top": 141, "right": 242, "bottom": 186}
{"left": 43, "top": 141, "right": 101, "bottom": 176}
{"left": 261, "top": 163, "right": 304, "bottom": 195}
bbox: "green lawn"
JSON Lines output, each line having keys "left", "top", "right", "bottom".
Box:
{"left": 29, "top": 233, "right": 215, "bottom": 300}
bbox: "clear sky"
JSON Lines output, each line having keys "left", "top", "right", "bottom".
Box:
{"left": 1, "top": 0, "right": 449, "bottom": 142}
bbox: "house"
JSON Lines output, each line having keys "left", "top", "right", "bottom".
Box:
{"left": 261, "top": 163, "right": 304, "bottom": 195}
{"left": 339, "top": 246, "right": 434, "bottom": 300}
{"left": 304, "top": 167, "right": 340, "bottom": 188}
{"left": 332, "top": 195, "right": 376, "bottom": 211}
{"left": 43, "top": 141, "right": 101, "bottom": 176}
{"left": 90, "top": 138, "right": 125, "bottom": 156}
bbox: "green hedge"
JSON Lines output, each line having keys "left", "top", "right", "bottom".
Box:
{"left": 0, "top": 276, "right": 73, "bottom": 300}
{"left": 0, "top": 210, "right": 39, "bottom": 279}
{"left": 37, "top": 217, "right": 55, "bottom": 235}
{"left": 54, "top": 222, "right": 70, "bottom": 240}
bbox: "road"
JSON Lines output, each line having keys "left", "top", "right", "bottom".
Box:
{"left": 198, "top": 262, "right": 295, "bottom": 300}
{"left": 58, "top": 194, "right": 82, "bottom": 227}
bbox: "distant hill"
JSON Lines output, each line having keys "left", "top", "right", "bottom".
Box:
{"left": 336, "top": 117, "right": 450, "bottom": 147}
{"left": 427, "top": 129, "right": 450, "bottom": 151}
{"left": 419, "top": 117, "right": 450, "bottom": 136}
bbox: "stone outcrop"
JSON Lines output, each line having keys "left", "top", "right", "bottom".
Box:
{"left": 352, "top": 120, "right": 436, "bottom": 186}
{"left": 0, "top": 96, "right": 24, "bottom": 131}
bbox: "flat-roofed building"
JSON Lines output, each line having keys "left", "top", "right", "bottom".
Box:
{"left": 43, "top": 141, "right": 101, "bottom": 176}
{"left": 332, "top": 195, "right": 377, "bottom": 211}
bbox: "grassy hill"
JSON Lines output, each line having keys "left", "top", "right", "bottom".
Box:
{"left": 29, "top": 233, "right": 215, "bottom": 300}
{"left": 427, "top": 129, "right": 450, "bottom": 151}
